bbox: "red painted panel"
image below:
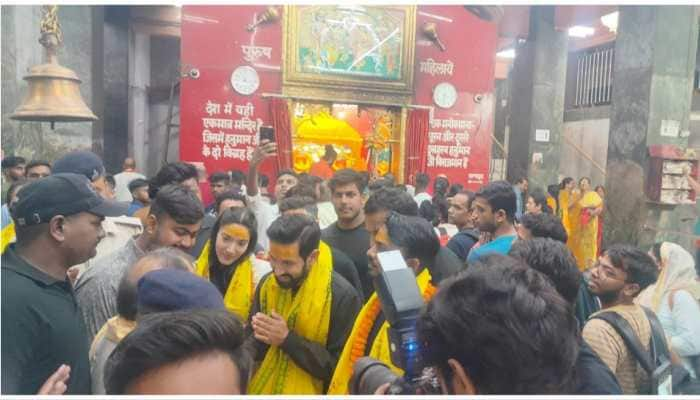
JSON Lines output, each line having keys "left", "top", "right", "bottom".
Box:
{"left": 180, "top": 5, "right": 498, "bottom": 191}
{"left": 414, "top": 5, "right": 498, "bottom": 190}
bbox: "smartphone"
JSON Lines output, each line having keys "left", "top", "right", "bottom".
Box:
{"left": 259, "top": 126, "right": 275, "bottom": 143}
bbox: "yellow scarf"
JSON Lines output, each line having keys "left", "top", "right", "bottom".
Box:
{"left": 327, "top": 268, "right": 435, "bottom": 394}
{"left": 1, "top": 222, "right": 15, "bottom": 254}
{"left": 195, "top": 239, "right": 254, "bottom": 322}
{"left": 249, "top": 241, "right": 334, "bottom": 394}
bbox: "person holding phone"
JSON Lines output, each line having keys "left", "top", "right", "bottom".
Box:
{"left": 245, "top": 128, "right": 299, "bottom": 250}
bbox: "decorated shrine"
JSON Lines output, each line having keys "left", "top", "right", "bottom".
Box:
{"left": 180, "top": 5, "right": 498, "bottom": 189}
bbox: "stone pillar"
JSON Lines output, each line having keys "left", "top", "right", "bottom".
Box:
{"left": 604, "top": 6, "right": 698, "bottom": 249}
{"left": 507, "top": 6, "right": 568, "bottom": 188}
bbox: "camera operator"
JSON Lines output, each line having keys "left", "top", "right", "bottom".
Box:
{"left": 414, "top": 254, "right": 579, "bottom": 394}
{"left": 329, "top": 211, "right": 450, "bottom": 394}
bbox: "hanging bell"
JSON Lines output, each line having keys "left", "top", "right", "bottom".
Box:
{"left": 11, "top": 7, "right": 97, "bottom": 128}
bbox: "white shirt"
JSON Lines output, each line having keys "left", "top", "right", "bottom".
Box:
{"left": 113, "top": 171, "right": 146, "bottom": 202}
{"left": 247, "top": 193, "right": 278, "bottom": 250}
{"left": 317, "top": 201, "right": 338, "bottom": 229}
{"left": 414, "top": 192, "right": 432, "bottom": 206}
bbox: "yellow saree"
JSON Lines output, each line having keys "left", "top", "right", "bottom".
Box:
{"left": 573, "top": 191, "right": 602, "bottom": 271}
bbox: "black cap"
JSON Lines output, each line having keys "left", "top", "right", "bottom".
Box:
{"left": 12, "top": 173, "right": 128, "bottom": 226}
{"left": 52, "top": 151, "right": 105, "bottom": 181}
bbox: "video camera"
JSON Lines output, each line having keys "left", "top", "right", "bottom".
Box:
{"left": 349, "top": 250, "right": 440, "bottom": 395}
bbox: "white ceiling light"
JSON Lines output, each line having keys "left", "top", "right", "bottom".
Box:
{"left": 568, "top": 25, "right": 595, "bottom": 38}
{"left": 601, "top": 11, "right": 618, "bottom": 34}
{"left": 496, "top": 48, "right": 516, "bottom": 59}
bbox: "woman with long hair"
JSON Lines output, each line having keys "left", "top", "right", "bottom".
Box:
{"left": 572, "top": 177, "right": 603, "bottom": 270}
{"left": 195, "top": 207, "right": 270, "bottom": 321}
{"left": 637, "top": 242, "right": 700, "bottom": 378}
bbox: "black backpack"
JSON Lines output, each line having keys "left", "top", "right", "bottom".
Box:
{"left": 592, "top": 307, "right": 700, "bottom": 394}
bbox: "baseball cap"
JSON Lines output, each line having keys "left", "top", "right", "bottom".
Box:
{"left": 11, "top": 173, "right": 128, "bottom": 226}
{"left": 52, "top": 151, "right": 106, "bottom": 181}
{"left": 137, "top": 269, "right": 225, "bottom": 314}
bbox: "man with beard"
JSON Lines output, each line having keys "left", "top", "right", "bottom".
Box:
{"left": 246, "top": 214, "right": 361, "bottom": 394}
{"left": 329, "top": 212, "right": 459, "bottom": 394}
{"left": 582, "top": 244, "right": 660, "bottom": 394}
{"left": 321, "top": 169, "right": 372, "bottom": 299}
{"left": 2, "top": 173, "right": 125, "bottom": 394}
{"left": 75, "top": 184, "right": 204, "bottom": 342}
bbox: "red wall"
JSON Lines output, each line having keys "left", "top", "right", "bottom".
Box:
{"left": 180, "top": 5, "right": 497, "bottom": 191}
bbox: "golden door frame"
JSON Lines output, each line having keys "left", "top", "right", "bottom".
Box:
{"left": 281, "top": 5, "right": 416, "bottom": 182}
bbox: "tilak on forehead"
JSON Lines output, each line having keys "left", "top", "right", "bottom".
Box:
{"left": 269, "top": 242, "right": 300, "bottom": 260}
{"left": 222, "top": 223, "right": 250, "bottom": 241}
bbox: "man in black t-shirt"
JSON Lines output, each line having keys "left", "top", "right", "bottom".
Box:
{"left": 321, "top": 169, "right": 372, "bottom": 301}
{"left": 446, "top": 190, "right": 480, "bottom": 261}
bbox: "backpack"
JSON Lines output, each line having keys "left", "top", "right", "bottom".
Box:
{"left": 592, "top": 307, "right": 700, "bottom": 394}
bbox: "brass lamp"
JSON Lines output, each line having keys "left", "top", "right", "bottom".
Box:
{"left": 11, "top": 5, "right": 97, "bottom": 129}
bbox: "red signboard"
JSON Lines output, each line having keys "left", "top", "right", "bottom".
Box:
{"left": 180, "top": 5, "right": 497, "bottom": 191}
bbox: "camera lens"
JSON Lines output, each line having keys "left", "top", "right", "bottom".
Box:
{"left": 351, "top": 357, "right": 402, "bottom": 394}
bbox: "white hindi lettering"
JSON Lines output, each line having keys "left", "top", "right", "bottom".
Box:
{"left": 429, "top": 131, "right": 442, "bottom": 143}
{"left": 211, "top": 145, "right": 222, "bottom": 160}
{"left": 419, "top": 58, "right": 454, "bottom": 77}
{"left": 224, "top": 102, "right": 233, "bottom": 115}
{"left": 205, "top": 101, "right": 221, "bottom": 116}
{"left": 202, "top": 118, "right": 234, "bottom": 130}
{"left": 235, "top": 102, "right": 255, "bottom": 118}
{"left": 242, "top": 45, "right": 273, "bottom": 63}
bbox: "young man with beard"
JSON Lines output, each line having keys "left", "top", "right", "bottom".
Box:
{"left": 246, "top": 140, "right": 298, "bottom": 250}
{"left": 246, "top": 214, "right": 361, "bottom": 394}
{"left": 2, "top": 173, "right": 126, "bottom": 394}
{"left": 321, "top": 169, "right": 372, "bottom": 299}
{"left": 446, "top": 190, "right": 480, "bottom": 261}
{"left": 75, "top": 184, "right": 204, "bottom": 342}
{"left": 329, "top": 212, "right": 463, "bottom": 394}
{"left": 582, "top": 244, "right": 660, "bottom": 394}
{"left": 278, "top": 195, "right": 363, "bottom": 299}
{"left": 467, "top": 181, "right": 518, "bottom": 263}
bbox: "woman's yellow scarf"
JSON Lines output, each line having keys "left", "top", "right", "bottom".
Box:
{"left": 195, "top": 240, "right": 254, "bottom": 322}
{"left": 249, "top": 241, "right": 333, "bottom": 394}
{"left": 327, "top": 268, "right": 435, "bottom": 395}
{"left": 1, "top": 222, "right": 15, "bottom": 254}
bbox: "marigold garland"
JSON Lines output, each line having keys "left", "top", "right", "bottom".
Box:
{"left": 348, "top": 277, "right": 437, "bottom": 365}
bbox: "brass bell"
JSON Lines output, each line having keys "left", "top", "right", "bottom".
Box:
{"left": 11, "top": 6, "right": 97, "bottom": 129}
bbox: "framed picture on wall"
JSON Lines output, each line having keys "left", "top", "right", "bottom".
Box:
{"left": 283, "top": 5, "right": 416, "bottom": 96}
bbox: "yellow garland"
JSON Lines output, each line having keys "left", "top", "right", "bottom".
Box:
{"left": 327, "top": 268, "right": 435, "bottom": 394}
{"left": 1, "top": 221, "right": 15, "bottom": 254}
{"left": 195, "top": 239, "right": 255, "bottom": 322}
{"left": 249, "top": 241, "right": 334, "bottom": 394}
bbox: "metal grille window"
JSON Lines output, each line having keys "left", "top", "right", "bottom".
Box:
{"left": 566, "top": 44, "right": 615, "bottom": 108}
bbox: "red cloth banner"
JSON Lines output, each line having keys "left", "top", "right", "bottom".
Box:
{"left": 270, "top": 97, "right": 292, "bottom": 172}
{"left": 405, "top": 109, "right": 430, "bottom": 182}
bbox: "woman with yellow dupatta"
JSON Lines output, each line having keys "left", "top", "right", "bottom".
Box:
{"left": 195, "top": 207, "right": 270, "bottom": 322}
{"left": 572, "top": 177, "right": 603, "bottom": 270}
{"left": 558, "top": 177, "right": 575, "bottom": 236}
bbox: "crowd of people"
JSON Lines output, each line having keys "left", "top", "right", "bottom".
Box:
{"left": 1, "top": 140, "right": 699, "bottom": 395}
